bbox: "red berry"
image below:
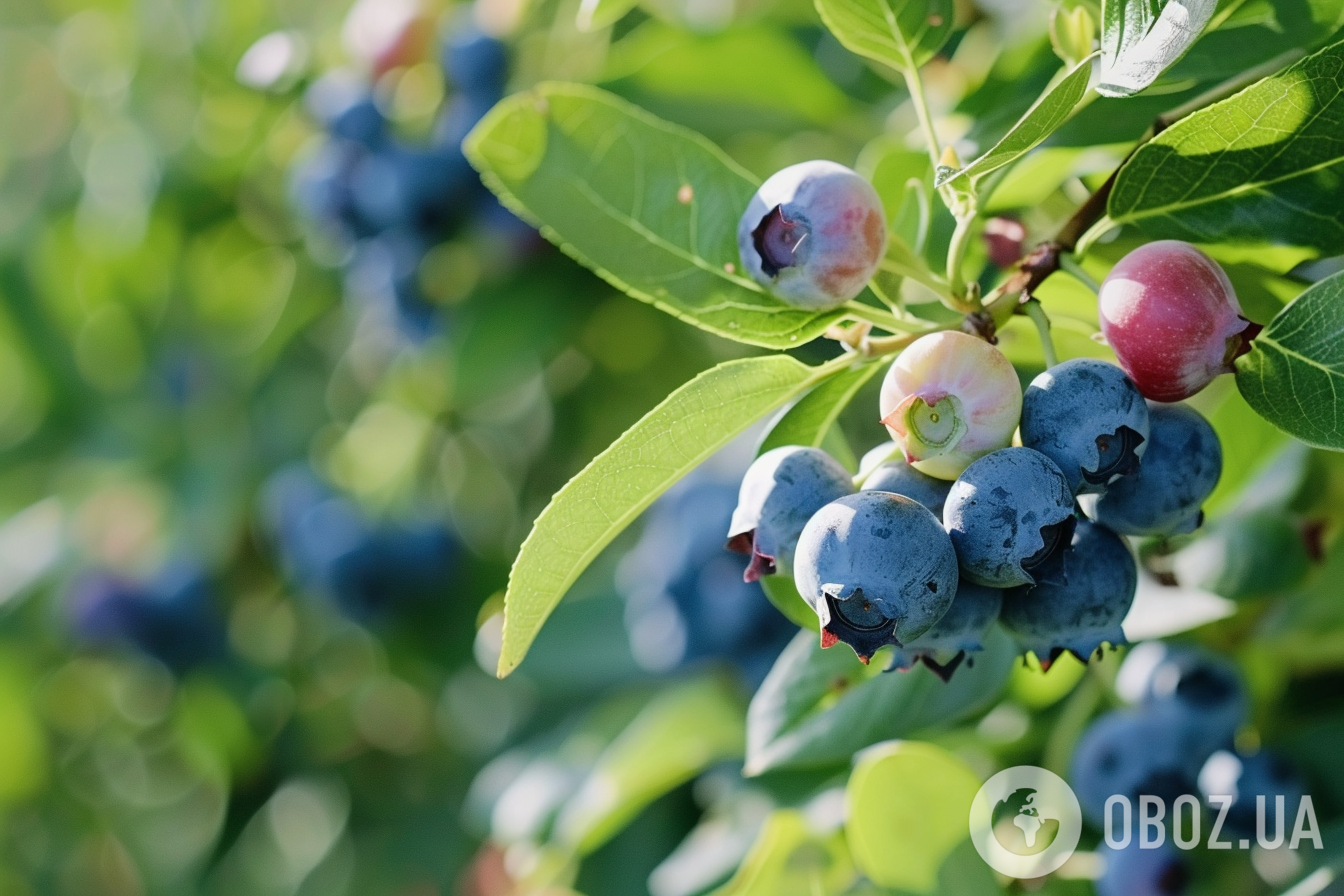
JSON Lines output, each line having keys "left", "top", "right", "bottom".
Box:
{"left": 982, "top": 217, "right": 1025, "bottom": 268}
{"left": 1098, "top": 241, "right": 1261, "bottom": 402}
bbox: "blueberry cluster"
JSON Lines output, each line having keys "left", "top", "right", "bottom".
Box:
{"left": 261, "top": 465, "right": 457, "bottom": 620}
{"left": 620, "top": 468, "right": 797, "bottom": 684}
{"left": 1074, "top": 643, "right": 1308, "bottom": 894}
{"left": 290, "top": 23, "right": 517, "bottom": 336}
{"left": 67, "top": 562, "right": 226, "bottom": 672}
{"left": 727, "top": 337, "right": 1223, "bottom": 675}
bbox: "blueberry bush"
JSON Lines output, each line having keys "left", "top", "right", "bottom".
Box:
{"left": 3, "top": 0, "right": 1344, "bottom": 894}
{"left": 463, "top": 0, "right": 1344, "bottom": 893}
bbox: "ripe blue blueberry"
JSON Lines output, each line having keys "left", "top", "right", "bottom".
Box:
{"left": 885, "top": 580, "right": 1001, "bottom": 680}
{"left": 617, "top": 468, "right": 796, "bottom": 684}
{"left": 1084, "top": 403, "right": 1221, "bottom": 537}
{"left": 858, "top": 442, "right": 953, "bottom": 517}
{"left": 1070, "top": 709, "right": 1197, "bottom": 829}
{"left": 1119, "top": 642, "right": 1247, "bottom": 760}
{"left": 727, "top": 446, "right": 853, "bottom": 581}
{"left": 737, "top": 161, "right": 887, "bottom": 310}
{"left": 793, "top": 491, "right": 959, "bottom": 663}
{"left": 1019, "top": 358, "right": 1149, "bottom": 495}
{"left": 999, "top": 519, "right": 1136, "bottom": 665}
{"left": 943, "top": 448, "right": 1076, "bottom": 588}
{"left": 1096, "top": 840, "right": 1190, "bottom": 896}
{"left": 1198, "top": 749, "right": 1306, "bottom": 838}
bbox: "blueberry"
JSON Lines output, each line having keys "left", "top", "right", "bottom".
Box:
{"left": 305, "top": 75, "right": 387, "bottom": 149}
{"left": 1096, "top": 840, "right": 1190, "bottom": 896}
{"left": 1100, "top": 240, "right": 1259, "bottom": 402}
{"left": 859, "top": 442, "right": 953, "bottom": 517}
{"left": 1083, "top": 403, "right": 1221, "bottom": 537}
{"left": 1019, "top": 358, "right": 1149, "bottom": 495}
{"left": 885, "top": 579, "right": 1001, "bottom": 680}
{"left": 999, "top": 519, "right": 1135, "bottom": 664}
{"left": 261, "top": 465, "right": 456, "bottom": 619}
{"left": 348, "top": 145, "right": 476, "bottom": 234}
{"left": 617, "top": 469, "right": 796, "bottom": 684}
{"left": 1070, "top": 709, "right": 1198, "bottom": 829}
{"left": 793, "top": 491, "right": 959, "bottom": 663}
{"left": 1119, "top": 642, "right": 1247, "bottom": 760}
{"left": 737, "top": 161, "right": 887, "bottom": 310}
{"left": 727, "top": 446, "right": 854, "bottom": 581}
{"left": 943, "top": 448, "right": 1076, "bottom": 588}
{"left": 1198, "top": 749, "right": 1306, "bottom": 838}
{"left": 879, "top": 332, "right": 1023, "bottom": 480}
{"left": 441, "top": 25, "right": 508, "bottom": 98}
{"left": 68, "top": 563, "right": 226, "bottom": 672}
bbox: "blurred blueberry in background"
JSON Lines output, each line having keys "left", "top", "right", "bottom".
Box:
{"left": 262, "top": 465, "right": 457, "bottom": 620}
{"left": 617, "top": 461, "right": 797, "bottom": 686}
{"left": 68, "top": 562, "right": 226, "bottom": 672}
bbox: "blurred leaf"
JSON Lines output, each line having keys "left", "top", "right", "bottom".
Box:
{"left": 1097, "top": 0, "right": 1217, "bottom": 97}
{"left": 578, "top": 0, "right": 639, "bottom": 30}
{"left": 708, "top": 809, "right": 855, "bottom": 896}
{"left": 814, "top": 0, "right": 955, "bottom": 74}
{"left": 845, "top": 741, "right": 981, "bottom": 893}
{"left": 1200, "top": 381, "right": 1291, "bottom": 513}
{"left": 858, "top": 137, "right": 930, "bottom": 245}
{"left": 937, "top": 54, "right": 1096, "bottom": 189}
{"left": 466, "top": 83, "right": 846, "bottom": 349}
{"left": 1170, "top": 0, "right": 1344, "bottom": 83}
{"left": 761, "top": 574, "right": 820, "bottom": 630}
{"left": 1171, "top": 509, "right": 1312, "bottom": 600}
{"left": 497, "top": 355, "right": 850, "bottom": 677}
{"left": 0, "top": 658, "right": 46, "bottom": 804}
{"left": 1109, "top": 40, "right": 1344, "bottom": 252}
{"left": 605, "top": 24, "right": 853, "bottom": 124}
{"left": 758, "top": 361, "right": 881, "bottom": 455}
{"left": 745, "top": 627, "right": 1016, "bottom": 774}
{"left": 1235, "top": 270, "right": 1344, "bottom": 449}
{"left": 555, "top": 676, "right": 746, "bottom": 854}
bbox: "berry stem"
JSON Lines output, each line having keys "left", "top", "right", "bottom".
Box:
{"left": 841, "top": 301, "right": 938, "bottom": 336}
{"left": 1023, "top": 299, "right": 1058, "bottom": 368}
{"left": 1058, "top": 255, "right": 1099, "bottom": 293}
{"left": 902, "top": 66, "right": 942, "bottom": 172}
{"left": 945, "top": 213, "right": 978, "bottom": 306}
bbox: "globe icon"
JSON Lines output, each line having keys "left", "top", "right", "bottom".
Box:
{"left": 991, "top": 788, "right": 1061, "bottom": 856}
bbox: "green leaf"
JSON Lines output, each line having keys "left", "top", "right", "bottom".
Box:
{"left": 1235, "top": 271, "right": 1344, "bottom": 450}
{"left": 708, "top": 810, "right": 854, "bottom": 896}
{"left": 1171, "top": 509, "right": 1312, "bottom": 601}
{"left": 758, "top": 361, "right": 882, "bottom": 455}
{"left": 1108, "top": 40, "right": 1344, "bottom": 252}
{"left": 577, "top": 0, "right": 638, "bottom": 30}
{"left": 845, "top": 741, "right": 982, "bottom": 893}
{"left": 603, "top": 24, "right": 853, "bottom": 125}
{"left": 496, "top": 355, "right": 850, "bottom": 677}
{"left": 936, "top": 54, "right": 1097, "bottom": 189}
{"left": 1097, "top": 0, "right": 1218, "bottom": 97}
{"left": 555, "top": 676, "right": 746, "bottom": 854}
{"left": 814, "top": 0, "right": 955, "bottom": 73}
{"left": 745, "top": 627, "right": 1016, "bottom": 774}
{"left": 465, "top": 83, "right": 845, "bottom": 349}
{"left": 761, "top": 574, "right": 821, "bottom": 631}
